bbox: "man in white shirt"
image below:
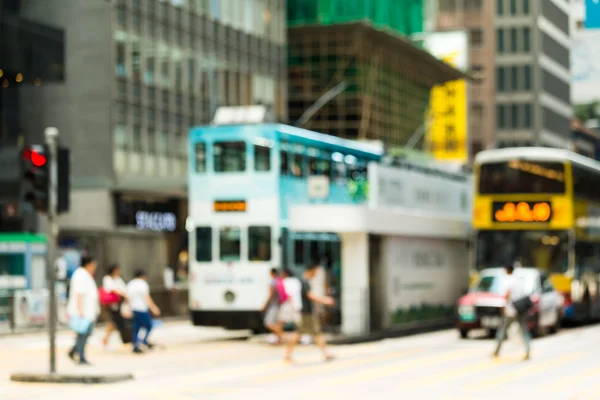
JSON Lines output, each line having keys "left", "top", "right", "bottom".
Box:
{"left": 67, "top": 256, "right": 100, "bottom": 365}
{"left": 128, "top": 270, "right": 161, "bottom": 354}
{"left": 279, "top": 268, "right": 302, "bottom": 326}
{"left": 493, "top": 264, "right": 532, "bottom": 360}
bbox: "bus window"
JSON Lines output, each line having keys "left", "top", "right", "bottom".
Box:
{"left": 479, "top": 161, "right": 565, "bottom": 194}
{"left": 280, "top": 150, "right": 289, "bottom": 175}
{"left": 195, "top": 143, "right": 206, "bottom": 173}
{"left": 292, "top": 154, "right": 304, "bottom": 177}
{"left": 219, "top": 227, "right": 241, "bottom": 262}
{"left": 214, "top": 141, "right": 246, "bottom": 172}
{"left": 249, "top": 226, "right": 271, "bottom": 261}
{"left": 195, "top": 227, "right": 212, "bottom": 262}
{"left": 254, "top": 144, "right": 271, "bottom": 172}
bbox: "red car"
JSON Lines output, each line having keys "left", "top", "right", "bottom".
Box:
{"left": 456, "top": 267, "right": 563, "bottom": 339}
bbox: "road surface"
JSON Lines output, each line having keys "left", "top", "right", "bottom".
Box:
{"left": 1, "top": 321, "right": 599, "bottom": 399}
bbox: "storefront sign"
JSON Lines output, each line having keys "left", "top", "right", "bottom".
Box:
{"left": 114, "top": 194, "right": 180, "bottom": 231}
{"left": 136, "top": 211, "right": 177, "bottom": 232}
{"left": 213, "top": 200, "right": 247, "bottom": 212}
{"left": 493, "top": 201, "right": 552, "bottom": 223}
{"left": 12, "top": 289, "right": 67, "bottom": 329}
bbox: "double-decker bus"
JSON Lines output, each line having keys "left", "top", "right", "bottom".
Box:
{"left": 473, "top": 147, "right": 600, "bottom": 322}
{"left": 187, "top": 123, "right": 383, "bottom": 332}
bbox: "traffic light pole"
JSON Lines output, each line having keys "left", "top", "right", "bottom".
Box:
{"left": 44, "top": 127, "right": 59, "bottom": 374}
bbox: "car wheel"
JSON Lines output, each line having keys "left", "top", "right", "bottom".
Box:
{"left": 459, "top": 329, "right": 469, "bottom": 339}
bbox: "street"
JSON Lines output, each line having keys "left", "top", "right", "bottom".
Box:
{"left": 1, "top": 322, "right": 600, "bottom": 399}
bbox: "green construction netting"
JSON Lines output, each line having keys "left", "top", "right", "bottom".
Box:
{"left": 287, "top": 0, "right": 424, "bottom": 37}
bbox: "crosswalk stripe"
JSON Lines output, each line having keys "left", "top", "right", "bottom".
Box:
{"left": 252, "top": 346, "right": 426, "bottom": 384}
{"left": 324, "top": 348, "right": 483, "bottom": 387}
{"left": 541, "top": 366, "right": 600, "bottom": 394}
{"left": 469, "top": 352, "right": 584, "bottom": 391}
{"left": 400, "top": 352, "right": 527, "bottom": 389}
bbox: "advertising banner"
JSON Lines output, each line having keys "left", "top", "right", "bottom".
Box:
{"left": 12, "top": 289, "right": 68, "bottom": 329}
{"left": 422, "top": 31, "right": 469, "bottom": 163}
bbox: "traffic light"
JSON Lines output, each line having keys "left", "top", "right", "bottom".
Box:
{"left": 22, "top": 145, "right": 50, "bottom": 213}
{"left": 57, "top": 147, "right": 70, "bottom": 213}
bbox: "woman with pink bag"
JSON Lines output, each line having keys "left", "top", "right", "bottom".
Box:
{"left": 99, "top": 264, "right": 129, "bottom": 348}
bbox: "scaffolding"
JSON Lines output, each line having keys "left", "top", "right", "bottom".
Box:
{"left": 288, "top": 22, "right": 466, "bottom": 149}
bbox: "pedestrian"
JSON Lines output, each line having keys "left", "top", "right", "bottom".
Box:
{"left": 284, "top": 263, "right": 335, "bottom": 363}
{"left": 100, "top": 264, "right": 129, "bottom": 348}
{"left": 67, "top": 256, "right": 100, "bottom": 365}
{"left": 261, "top": 268, "right": 285, "bottom": 345}
{"left": 128, "top": 270, "right": 161, "bottom": 354}
{"left": 279, "top": 268, "right": 302, "bottom": 330}
{"left": 493, "top": 263, "right": 535, "bottom": 360}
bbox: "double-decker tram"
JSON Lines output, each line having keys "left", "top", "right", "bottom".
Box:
{"left": 187, "top": 123, "right": 383, "bottom": 332}
{"left": 473, "top": 147, "right": 600, "bottom": 322}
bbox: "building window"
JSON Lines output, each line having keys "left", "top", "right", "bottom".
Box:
{"left": 195, "top": 142, "right": 206, "bottom": 172}
{"left": 116, "top": 41, "right": 126, "bottom": 77}
{"left": 254, "top": 144, "right": 271, "bottom": 172}
{"left": 132, "top": 125, "right": 142, "bottom": 152}
{"left": 511, "top": 104, "right": 519, "bottom": 128}
{"left": 497, "top": 104, "right": 506, "bottom": 129}
{"left": 523, "top": 27, "right": 531, "bottom": 52}
{"left": 523, "top": 65, "right": 532, "bottom": 90}
{"left": 195, "top": 227, "right": 212, "bottom": 262}
{"left": 248, "top": 226, "right": 271, "bottom": 262}
{"left": 523, "top": 0, "right": 530, "bottom": 15}
{"left": 510, "top": 28, "right": 518, "bottom": 53}
{"left": 114, "top": 125, "right": 127, "bottom": 150}
{"left": 524, "top": 103, "right": 533, "bottom": 128}
{"left": 147, "top": 129, "right": 156, "bottom": 154}
{"left": 465, "top": 0, "right": 482, "bottom": 10}
{"left": 510, "top": 0, "right": 517, "bottom": 15}
{"left": 496, "top": 0, "right": 504, "bottom": 15}
{"left": 471, "top": 104, "right": 484, "bottom": 123}
{"left": 439, "top": 0, "right": 457, "bottom": 12}
{"left": 470, "top": 29, "right": 484, "bottom": 47}
{"left": 214, "top": 141, "right": 246, "bottom": 172}
{"left": 510, "top": 66, "right": 518, "bottom": 90}
{"left": 497, "top": 29, "right": 505, "bottom": 53}
{"left": 496, "top": 67, "right": 506, "bottom": 92}
{"left": 219, "top": 227, "right": 241, "bottom": 262}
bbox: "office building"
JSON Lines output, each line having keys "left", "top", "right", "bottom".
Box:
{"left": 435, "top": 0, "right": 572, "bottom": 151}
{"left": 18, "top": 0, "right": 287, "bottom": 279}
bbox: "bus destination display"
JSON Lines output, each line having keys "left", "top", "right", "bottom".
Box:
{"left": 493, "top": 201, "right": 551, "bottom": 223}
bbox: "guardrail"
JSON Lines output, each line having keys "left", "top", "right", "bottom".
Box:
{"left": 0, "top": 289, "right": 67, "bottom": 335}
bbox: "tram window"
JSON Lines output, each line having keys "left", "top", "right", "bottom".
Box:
{"left": 318, "top": 157, "right": 331, "bottom": 176}
{"left": 249, "top": 226, "right": 271, "bottom": 261}
{"left": 194, "top": 143, "right": 206, "bottom": 173}
{"left": 280, "top": 150, "right": 289, "bottom": 175}
{"left": 292, "top": 154, "right": 304, "bottom": 177}
{"left": 219, "top": 227, "right": 241, "bottom": 262}
{"left": 308, "top": 157, "right": 318, "bottom": 175}
{"left": 254, "top": 144, "right": 271, "bottom": 172}
{"left": 294, "top": 240, "right": 304, "bottom": 264}
{"left": 214, "top": 141, "right": 246, "bottom": 172}
{"left": 195, "top": 227, "right": 212, "bottom": 262}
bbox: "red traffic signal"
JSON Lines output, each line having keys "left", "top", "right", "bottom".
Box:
{"left": 23, "top": 148, "right": 47, "bottom": 167}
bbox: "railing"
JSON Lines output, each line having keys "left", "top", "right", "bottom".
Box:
{"left": 0, "top": 289, "right": 68, "bottom": 335}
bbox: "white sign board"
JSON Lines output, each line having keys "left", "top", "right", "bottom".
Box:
{"left": 368, "top": 162, "right": 472, "bottom": 221}
{"left": 307, "top": 176, "right": 330, "bottom": 199}
{"left": 380, "top": 236, "right": 469, "bottom": 328}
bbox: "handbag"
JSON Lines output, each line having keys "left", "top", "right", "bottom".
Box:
{"left": 512, "top": 295, "right": 533, "bottom": 315}
{"left": 69, "top": 316, "right": 92, "bottom": 334}
{"left": 99, "top": 288, "right": 120, "bottom": 306}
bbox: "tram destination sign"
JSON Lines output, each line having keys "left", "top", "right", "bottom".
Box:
{"left": 213, "top": 200, "right": 246, "bottom": 212}
{"left": 492, "top": 201, "right": 552, "bottom": 223}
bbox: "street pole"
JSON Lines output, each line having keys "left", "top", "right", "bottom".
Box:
{"left": 45, "top": 127, "right": 59, "bottom": 374}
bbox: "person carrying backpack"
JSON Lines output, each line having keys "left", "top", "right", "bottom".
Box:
{"left": 261, "top": 268, "right": 287, "bottom": 344}
{"left": 493, "top": 263, "right": 536, "bottom": 361}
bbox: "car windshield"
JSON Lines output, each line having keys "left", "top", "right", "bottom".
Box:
{"left": 471, "top": 275, "right": 506, "bottom": 294}
{"left": 471, "top": 269, "right": 538, "bottom": 295}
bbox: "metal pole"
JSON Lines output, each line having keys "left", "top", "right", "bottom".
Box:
{"left": 295, "top": 81, "right": 348, "bottom": 127}
{"left": 45, "top": 127, "right": 59, "bottom": 374}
